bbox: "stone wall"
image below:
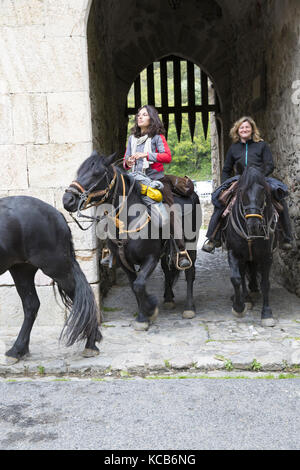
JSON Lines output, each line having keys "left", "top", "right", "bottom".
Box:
{"left": 229, "top": 0, "right": 300, "bottom": 294}
{"left": 0, "top": 0, "right": 100, "bottom": 327}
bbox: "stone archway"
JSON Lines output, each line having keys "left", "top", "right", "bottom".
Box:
{"left": 86, "top": 0, "right": 300, "bottom": 295}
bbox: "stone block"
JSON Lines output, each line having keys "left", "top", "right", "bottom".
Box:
{"left": 7, "top": 187, "right": 55, "bottom": 207}
{"left": 0, "top": 285, "right": 66, "bottom": 328}
{"left": 75, "top": 249, "right": 99, "bottom": 284}
{"left": 0, "top": 145, "right": 28, "bottom": 190}
{"left": 47, "top": 92, "right": 92, "bottom": 144}
{"left": 26, "top": 142, "right": 92, "bottom": 188}
{"left": 45, "top": 0, "right": 88, "bottom": 37}
{"left": 0, "top": 94, "right": 13, "bottom": 144}
{"left": 12, "top": 93, "right": 48, "bottom": 144}
{"left": 69, "top": 221, "right": 98, "bottom": 251}
{"left": 0, "top": 27, "right": 87, "bottom": 93}
{"left": 0, "top": 0, "right": 45, "bottom": 27}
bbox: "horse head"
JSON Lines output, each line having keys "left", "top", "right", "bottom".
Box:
{"left": 238, "top": 166, "right": 271, "bottom": 237}
{"left": 63, "top": 151, "right": 117, "bottom": 213}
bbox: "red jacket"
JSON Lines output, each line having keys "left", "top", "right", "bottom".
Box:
{"left": 123, "top": 134, "right": 171, "bottom": 179}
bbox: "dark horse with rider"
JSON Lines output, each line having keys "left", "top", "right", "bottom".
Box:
{"left": 63, "top": 105, "right": 201, "bottom": 331}
{"left": 202, "top": 116, "right": 293, "bottom": 326}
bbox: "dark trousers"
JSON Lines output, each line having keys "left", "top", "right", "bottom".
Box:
{"left": 160, "top": 176, "right": 185, "bottom": 251}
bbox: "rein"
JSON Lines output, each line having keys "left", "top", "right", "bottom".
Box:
{"left": 227, "top": 191, "right": 278, "bottom": 261}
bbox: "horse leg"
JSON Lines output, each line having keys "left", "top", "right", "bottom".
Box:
{"left": 5, "top": 264, "right": 39, "bottom": 364}
{"left": 119, "top": 266, "right": 155, "bottom": 329}
{"left": 260, "top": 261, "right": 275, "bottom": 327}
{"left": 161, "top": 255, "right": 177, "bottom": 309}
{"left": 132, "top": 255, "right": 159, "bottom": 331}
{"left": 182, "top": 251, "right": 196, "bottom": 319}
{"left": 228, "top": 250, "right": 247, "bottom": 317}
{"left": 240, "top": 263, "right": 253, "bottom": 310}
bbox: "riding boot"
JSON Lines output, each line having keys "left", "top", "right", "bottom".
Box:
{"left": 278, "top": 199, "right": 293, "bottom": 250}
{"left": 170, "top": 211, "right": 192, "bottom": 270}
{"left": 202, "top": 206, "right": 223, "bottom": 253}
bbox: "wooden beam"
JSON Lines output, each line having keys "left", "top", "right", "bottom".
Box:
{"left": 160, "top": 58, "right": 169, "bottom": 138}
{"left": 147, "top": 63, "right": 155, "bottom": 106}
{"left": 201, "top": 70, "right": 209, "bottom": 140}
{"left": 187, "top": 60, "right": 196, "bottom": 142}
{"left": 173, "top": 56, "right": 182, "bottom": 141}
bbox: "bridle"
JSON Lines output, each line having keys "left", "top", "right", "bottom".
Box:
{"left": 66, "top": 167, "right": 118, "bottom": 211}
{"left": 227, "top": 188, "right": 278, "bottom": 260}
{"left": 65, "top": 166, "right": 150, "bottom": 235}
{"left": 64, "top": 166, "right": 118, "bottom": 229}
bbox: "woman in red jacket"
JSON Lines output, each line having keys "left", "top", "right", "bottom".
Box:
{"left": 124, "top": 105, "right": 191, "bottom": 269}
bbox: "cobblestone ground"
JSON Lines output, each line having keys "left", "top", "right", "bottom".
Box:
{"left": 1, "top": 231, "right": 300, "bottom": 377}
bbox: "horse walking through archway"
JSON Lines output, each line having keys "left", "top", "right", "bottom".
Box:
{"left": 0, "top": 196, "right": 102, "bottom": 364}
{"left": 63, "top": 152, "right": 201, "bottom": 330}
{"left": 222, "top": 166, "right": 279, "bottom": 326}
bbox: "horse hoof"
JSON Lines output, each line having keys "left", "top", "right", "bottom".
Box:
{"left": 164, "top": 301, "right": 176, "bottom": 309}
{"left": 261, "top": 317, "right": 276, "bottom": 327}
{"left": 182, "top": 310, "right": 196, "bottom": 319}
{"left": 133, "top": 321, "right": 149, "bottom": 331}
{"left": 5, "top": 356, "right": 19, "bottom": 365}
{"left": 232, "top": 305, "right": 247, "bottom": 317}
{"left": 149, "top": 306, "right": 159, "bottom": 322}
{"left": 81, "top": 348, "right": 100, "bottom": 358}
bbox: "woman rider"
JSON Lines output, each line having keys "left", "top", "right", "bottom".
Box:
{"left": 124, "top": 105, "right": 192, "bottom": 270}
{"left": 202, "top": 116, "right": 293, "bottom": 253}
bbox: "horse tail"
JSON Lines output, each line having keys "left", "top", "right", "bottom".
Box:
{"left": 58, "top": 240, "right": 102, "bottom": 347}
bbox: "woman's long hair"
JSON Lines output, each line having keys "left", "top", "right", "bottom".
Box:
{"left": 131, "top": 105, "right": 166, "bottom": 138}
{"left": 229, "top": 116, "right": 263, "bottom": 143}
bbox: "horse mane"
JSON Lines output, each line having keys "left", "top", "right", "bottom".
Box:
{"left": 237, "top": 166, "right": 272, "bottom": 215}
{"left": 112, "top": 164, "right": 144, "bottom": 201}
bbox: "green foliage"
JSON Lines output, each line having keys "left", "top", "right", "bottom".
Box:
{"left": 251, "top": 359, "right": 262, "bottom": 371}
{"left": 166, "top": 114, "right": 212, "bottom": 180}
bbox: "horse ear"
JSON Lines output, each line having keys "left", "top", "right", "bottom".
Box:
{"left": 104, "top": 152, "right": 117, "bottom": 167}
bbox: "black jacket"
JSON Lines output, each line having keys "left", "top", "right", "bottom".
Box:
{"left": 221, "top": 139, "right": 275, "bottom": 183}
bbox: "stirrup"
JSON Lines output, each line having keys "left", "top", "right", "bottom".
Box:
{"left": 100, "top": 248, "right": 115, "bottom": 268}
{"left": 176, "top": 250, "right": 192, "bottom": 271}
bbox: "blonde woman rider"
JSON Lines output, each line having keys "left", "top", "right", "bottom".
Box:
{"left": 202, "top": 116, "right": 293, "bottom": 253}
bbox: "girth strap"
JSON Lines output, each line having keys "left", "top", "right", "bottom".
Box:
{"left": 110, "top": 239, "right": 136, "bottom": 273}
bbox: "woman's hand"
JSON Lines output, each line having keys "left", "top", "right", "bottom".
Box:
{"left": 134, "top": 152, "right": 148, "bottom": 160}
{"left": 126, "top": 156, "right": 135, "bottom": 168}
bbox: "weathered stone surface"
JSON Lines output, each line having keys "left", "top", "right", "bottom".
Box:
{"left": 0, "top": 26, "right": 88, "bottom": 93}
{"left": 12, "top": 93, "right": 48, "bottom": 144}
{"left": 0, "top": 145, "right": 28, "bottom": 190}
{"left": 0, "top": 94, "right": 13, "bottom": 144}
{"left": 75, "top": 250, "right": 99, "bottom": 284}
{"left": 26, "top": 142, "right": 92, "bottom": 188}
{"left": 47, "top": 92, "right": 92, "bottom": 144}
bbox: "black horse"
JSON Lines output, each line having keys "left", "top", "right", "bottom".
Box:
{"left": 222, "top": 166, "right": 278, "bottom": 326}
{"left": 63, "top": 152, "right": 201, "bottom": 330}
{"left": 0, "top": 196, "right": 102, "bottom": 364}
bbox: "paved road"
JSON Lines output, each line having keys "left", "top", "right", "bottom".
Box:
{"left": 0, "top": 376, "right": 300, "bottom": 450}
